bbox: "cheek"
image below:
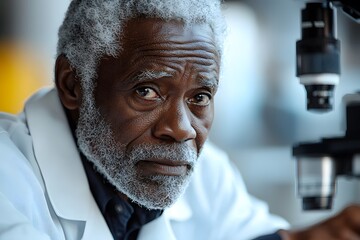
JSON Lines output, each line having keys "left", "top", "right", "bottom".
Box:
{"left": 193, "top": 108, "right": 214, "bottom": 147}
{"left": 106, "top": 107, "right": 158, "bottom": 144}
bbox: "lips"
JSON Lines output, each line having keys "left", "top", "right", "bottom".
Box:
{"left": 136, "top": 159, "right": 190, "bottom": 176}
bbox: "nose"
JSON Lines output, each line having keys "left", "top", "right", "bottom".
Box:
{"left": 153, "top": 102, "right": 196, "bottom": 143}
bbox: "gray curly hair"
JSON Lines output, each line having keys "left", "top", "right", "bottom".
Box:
{"left": 57, "top": 0, "right": 225, "bottom": 93}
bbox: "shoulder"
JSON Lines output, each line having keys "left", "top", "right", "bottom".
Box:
{"left": 0, "top": 111, "right": 37, "bottom": 185}
{"left": 0, "top": 110, "right": 44, "bottom": 197}
{"left": 0, "top": 111, "right": 51, "bottom": 226}
{"left": 0, "top": 121, "right": 59, "bottom": 240}
{"left": 0, "top": 111, "right": 30, "bottom": 141}
{"left": 0, "top": 111, "right": 35, "bottom": 164}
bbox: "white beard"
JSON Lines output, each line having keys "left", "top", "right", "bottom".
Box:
{"left": 75, "top": 92, "right": 198, "bottom": 209}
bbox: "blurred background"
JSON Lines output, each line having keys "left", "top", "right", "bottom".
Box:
{"left": 1, "top": 0, "right": 360, "bottom": 230}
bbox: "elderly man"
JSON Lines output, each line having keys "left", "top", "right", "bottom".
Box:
{"left": 1, "top": 0, "right": 360, "bottom": 240}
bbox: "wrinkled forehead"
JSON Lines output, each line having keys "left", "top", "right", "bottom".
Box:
{"left": 95, "top": 17, "right": 220, "bottom": 88}
{"left": 120, "top": 17, "right": 219, "bottom": 55}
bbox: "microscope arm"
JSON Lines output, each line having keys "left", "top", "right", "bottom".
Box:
{"left": 293, "top": 0, "right": 360, "bottom": 210}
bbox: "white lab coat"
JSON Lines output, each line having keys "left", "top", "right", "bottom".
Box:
{"left": 0, "top": 88, "right": 289, "bottom": 240}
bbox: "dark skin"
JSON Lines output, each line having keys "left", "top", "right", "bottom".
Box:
{"left": 55, "top": 17, "right": 360, "bottom": 239}
{"left": 56, "top": 18, "right": 219, "bottom": 180}
{"left": 279, "top": 205, "right": 360, "bottom": 240}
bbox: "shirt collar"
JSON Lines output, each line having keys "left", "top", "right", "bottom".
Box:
{"left": 81, "top": 155, "right": 117, "bottom": 213}
{"left": 80, "top": 153, "right": 163, "bottom": 239}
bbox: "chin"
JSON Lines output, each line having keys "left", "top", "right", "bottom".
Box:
{"left": 119, "top": 174, "right": 192, "bottom": 210}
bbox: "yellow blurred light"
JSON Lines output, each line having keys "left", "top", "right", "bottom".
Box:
{"left": 0, "top": 42, "right": 51, "bottom": 114}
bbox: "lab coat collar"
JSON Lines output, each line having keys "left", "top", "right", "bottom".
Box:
{"left": 140, "top": 184, "right": 193, "bottom": 239}
{"left": 24, "top": 88, "right": 185, "bottom": 239}
{"left": 25, "top": 88, "right": 113, "bottom": 239}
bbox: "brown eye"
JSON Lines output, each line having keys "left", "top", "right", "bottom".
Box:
{"left": 188, "top": 93, "right": 211, "bottom": 106}
{"left": 135, "top": 87, "right": 160, "bottom": 100}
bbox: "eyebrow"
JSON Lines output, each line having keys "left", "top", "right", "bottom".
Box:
{"left": 129, "top": 69, "right": 218, "bottom": 90}
{"left": 130, "top": 70, "right": 174, "bottom": 84}
{"left": 198, "top": 75, "right": 219, "bottom": 91}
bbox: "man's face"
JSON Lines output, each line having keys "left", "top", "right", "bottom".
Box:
{"left": 76, "top": 18, "right": 220, "bottom": 209}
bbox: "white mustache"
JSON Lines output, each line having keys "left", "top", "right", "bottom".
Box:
{"left": 127, "top": 143, "right": 198, "bottom": 166}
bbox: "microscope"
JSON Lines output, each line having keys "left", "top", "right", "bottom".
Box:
{"left": 293, "top": 0, "right": 360, "bottom": 210}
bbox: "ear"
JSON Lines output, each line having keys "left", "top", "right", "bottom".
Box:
{"left": 55, "top": 55, "right": 81, "bottom": 110}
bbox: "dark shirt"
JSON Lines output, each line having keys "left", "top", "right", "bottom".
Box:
{"left": 253, "top": 233, "right": 282, "bottom": 240}
{"left": 81, "top": 156, "right": 162, "bottom": 240}
{"left": 81, "top": 155, "right": 283, "bottom": 240}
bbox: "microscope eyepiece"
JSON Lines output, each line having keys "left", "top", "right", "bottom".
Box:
{"left": 302, "top": 196, "right": 333, "bottom": 210}
{"left": 305, "top": 84, "right": 334, "bottom": 111}
{"left": 296, "top": 2, "right": 340, "bottom": 112}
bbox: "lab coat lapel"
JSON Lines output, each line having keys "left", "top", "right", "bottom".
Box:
{"left": 25, "top": 88, "right": 112, "bottom": 240}
{"left": 137, "top": 214, "right": 176, "bottom": 240}
{"left": 137, "top": 194, "right": 192, "bottom": 240}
